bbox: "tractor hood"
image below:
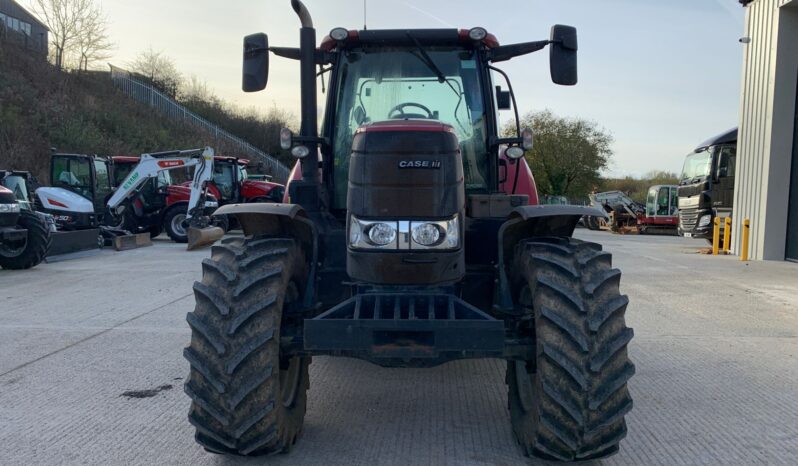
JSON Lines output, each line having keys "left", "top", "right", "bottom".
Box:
{"left": 241, "top": 179, "right": 281, "bottom": 198}
{"left": 348, "top": 120, "right": 464, "bottom": 218}
{"left": 173, "top": 183, "right": 218, "bottom": 201}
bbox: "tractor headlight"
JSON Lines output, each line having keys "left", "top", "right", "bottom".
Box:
{"left": 368, "top": 223, "right": 397, "bottom": 246}
{"left": 411, "top": 223, "right": 440, "bottom": 246}
{"left": 349, "top": 217, "right": 397, "bottom": 249}
{"left": 349, "top": 215, "right": 460, "bottom": 250}
{"left": 410, "top": 216, "right": 459, "bottom": 249}
{"left": 698, "top": 215, "right": 712, "bottom": 227}
{"left": 204, "top": 200, "right": 219, "bottom": 208}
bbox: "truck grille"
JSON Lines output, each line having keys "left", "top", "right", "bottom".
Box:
{"left": 679, "top": 207, "right": 699, "bottom": 230}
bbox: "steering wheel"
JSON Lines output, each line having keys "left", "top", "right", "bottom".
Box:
{"left": 388, "top": 102, "right": 434, "bottom": 120}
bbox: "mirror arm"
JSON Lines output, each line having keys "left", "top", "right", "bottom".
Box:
{"left": 271, "top": 46, "right": 301, "bottom": 60}
{"left": 490, "top": 136, "right": 523, "bottom": 149}
{"left": 488, "top": 40, "right": 551, "bottom": 63}
{"left": 270, "top": 47, "right": 334, "bottom": 64}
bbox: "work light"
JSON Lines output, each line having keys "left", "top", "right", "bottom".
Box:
{"left": 291, "top": 145, "right": 310, "bottom": 159}
{"left": 506, "top": 147, "right": 524, "bottom": 159}
{"left": 468, "top": 27, "right": 488, "bottom": 41}
{"left": 330, "top": 27, "right": 348, "bottom": 42}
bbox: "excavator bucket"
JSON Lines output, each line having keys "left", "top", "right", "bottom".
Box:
{"left": 186, "top": 226, "right": 224, "bottom": 251}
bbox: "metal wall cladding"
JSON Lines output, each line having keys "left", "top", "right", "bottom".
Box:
{"left": 347, "top": 130, "right": 465, "bottom": 218}
{"left": 734, "top": 0, "right": 797, "bottom": 260}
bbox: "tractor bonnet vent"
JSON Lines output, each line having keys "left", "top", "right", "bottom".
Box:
{"left": 348, "top": 120, "right": 464, "bottom": 218}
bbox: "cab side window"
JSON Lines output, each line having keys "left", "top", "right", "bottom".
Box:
{"left": 717, "top": 146, "right": 736, "bottom": 179}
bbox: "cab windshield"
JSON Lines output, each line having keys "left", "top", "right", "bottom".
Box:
{"left": 680, "top": 149, "right": 712, "bottom": 185}
{"left": 331, "top": 47, "right": 488, "bottom": 208}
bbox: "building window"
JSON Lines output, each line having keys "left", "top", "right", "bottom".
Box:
{"left": 0, "top": 13, "right": 6, "bottom": 27}
{"left": 21, "top": 21, "right": 31, "bottom": 36}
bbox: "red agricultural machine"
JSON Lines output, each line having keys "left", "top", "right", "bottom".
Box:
{"left": 183, "top": 1, "right": 634, "bottom": 462}
{"left": 201, "top": 156, "right": 284, "bottom": 205}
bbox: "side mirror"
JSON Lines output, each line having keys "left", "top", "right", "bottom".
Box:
{"left": 496, "top": 86, "right": 511, "bottom": 110}
{"left": 243, "top": 33, "right": 269, "bottom": 92}
{"left": 550, "top": 25, "right": 578, "bottom": 86}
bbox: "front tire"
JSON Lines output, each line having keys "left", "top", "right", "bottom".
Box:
{"left": 507, "top": 237, "right": 634, "bottom": 461}
{"left": 184, "top": 236, "right": 310, "bottom": 455}
{"left": 0, "top": 210, "right": 51, "bottom": 270}
{"left": 164, "top": 205, "right": 189, "bottom": 243}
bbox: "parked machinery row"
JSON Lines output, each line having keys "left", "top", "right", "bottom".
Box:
{"left": 0, "top": 149, "right": 285, "bottom": 268}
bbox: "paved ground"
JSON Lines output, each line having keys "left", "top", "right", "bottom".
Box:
{"left": 1, "top": 230, "right": 797, "bottom": 465}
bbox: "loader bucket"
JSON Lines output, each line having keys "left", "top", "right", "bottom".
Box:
{"left": 186, "top": 226, "right": 224, "bottom": 250}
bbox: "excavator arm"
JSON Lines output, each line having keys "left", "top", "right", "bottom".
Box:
{"left": 108, "top": 147, "right": 223, "bottom": 249}
{"left": 107, "top": 147, "right": 216, "bottom": 220}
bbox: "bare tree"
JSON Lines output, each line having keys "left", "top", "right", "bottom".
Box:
{"left": 181, "top": 74, "right": 213, "bottom": 102}
{"left": 29, "top": 0, "right": 112, "bottom": 70}
{"left": 129, "top": 48, "right": 183, "bottom": 98}
{"left": 73, "top": 4, "right": 112, "bottom": 70}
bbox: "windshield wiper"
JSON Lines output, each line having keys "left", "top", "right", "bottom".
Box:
{"left": 406, "top": 32, "right": 459, "bottom": 97}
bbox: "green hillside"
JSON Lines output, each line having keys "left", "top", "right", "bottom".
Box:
{"left": 0, "top": 41, "right": 223, "bottom": 181}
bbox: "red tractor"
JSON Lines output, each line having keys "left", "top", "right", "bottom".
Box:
{"left": 192, "top": 156, "right": 284, "bottom": 206}
{"left": 183, "top": 2, "right": 633, "bottom": 462}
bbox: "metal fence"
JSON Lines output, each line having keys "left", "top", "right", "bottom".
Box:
{"left": 108, "top": 64, "right": 289, "bottom": 182}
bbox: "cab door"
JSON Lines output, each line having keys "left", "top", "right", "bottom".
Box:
{"left": 713, "top": 145, "right": 736, "bottom": 212}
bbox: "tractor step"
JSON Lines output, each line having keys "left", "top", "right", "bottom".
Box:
{"left": 304, "top": 293, "right": 504, "bottom": 361}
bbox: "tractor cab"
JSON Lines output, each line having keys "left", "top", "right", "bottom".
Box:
{"left": 50, "top": 153, "right": 113, "bottom": 212}
{"left": 0, "top": 171, "right": 35, "bottom": 210}
{"left": 211, "top": 156, "right": 242, "bottom": 202}
{"left": 206, "top": 156, "right": 284, "bottom": 203}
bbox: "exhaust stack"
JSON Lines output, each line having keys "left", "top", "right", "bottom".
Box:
{"left": 292, "top": 0, "right": 319, "bottom": 184}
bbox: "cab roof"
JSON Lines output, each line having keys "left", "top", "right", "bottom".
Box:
{"left": 695, "top": 128, "right": 737, "bottom": 152}
{"left": 320, "top": 28, "right": 499, "bottom": 52}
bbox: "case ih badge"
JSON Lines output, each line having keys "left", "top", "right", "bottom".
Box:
{"left": 398, "top": 160, "right": 442, "bottom": 169}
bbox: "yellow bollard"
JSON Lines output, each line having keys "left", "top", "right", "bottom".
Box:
{"left": 712, "top": 217, "right": 720, "bottom": 255}
{"left": 723, "top": 217, "right": 732, "bottom": 253}
{"left": 740, "top": 218, "right": 750, "bottom": 261}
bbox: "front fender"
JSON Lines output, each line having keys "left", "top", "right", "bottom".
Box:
{"left": 212, "top": 203, "right": 318, "bottom": 307}
{"left": 494, "top": 205, "right": 607, "bottom": 313}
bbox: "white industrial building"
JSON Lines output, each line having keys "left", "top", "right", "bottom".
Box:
{"left": 734, "top": 0, "right": 798, "bottom": 261}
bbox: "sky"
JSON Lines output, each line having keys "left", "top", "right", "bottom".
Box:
{"left": 96, "top": 0, "right": 746, "bottom": 178}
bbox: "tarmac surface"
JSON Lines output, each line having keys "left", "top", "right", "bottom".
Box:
{"left": 1, "top": 230, "right": 797, "bottom": 465}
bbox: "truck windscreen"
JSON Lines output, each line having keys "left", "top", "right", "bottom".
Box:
{"left": 680, "top": 150, "right": 712, "bottom": 185}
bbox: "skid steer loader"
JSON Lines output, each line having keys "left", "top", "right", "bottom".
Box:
{"left": 184, "top": 1, "right": 634, "bottom": 461}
